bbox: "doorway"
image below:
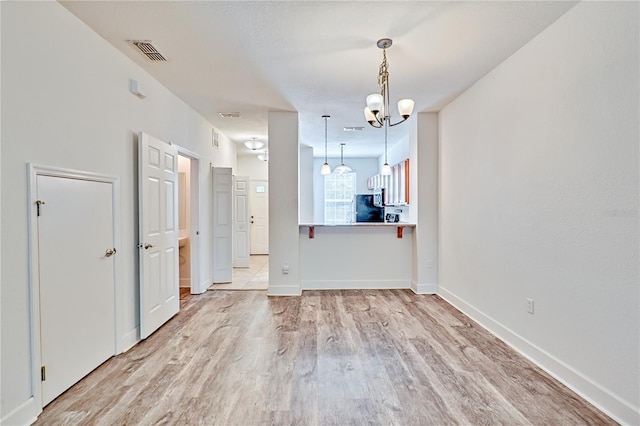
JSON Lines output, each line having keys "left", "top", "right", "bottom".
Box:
{"left": 176, "top": 147, "right": 202, "bottom": 294}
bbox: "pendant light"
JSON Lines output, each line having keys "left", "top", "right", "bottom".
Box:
{"left": 333, "top": 143, "right": 352, "bottom": 174}
{"left": 320, "top": 115, "right": 332, "bottom": 175}
{"left": 381, "top": 119, "right": 391, "bottom": 176}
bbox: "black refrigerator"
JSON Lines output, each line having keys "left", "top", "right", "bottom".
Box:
{"left": 354, "top": 194, "right": 384, "bottom": 223}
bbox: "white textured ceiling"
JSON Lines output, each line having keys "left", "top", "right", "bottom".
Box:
{"left": 61, "top": 1, "right": 576, "bottom": 158}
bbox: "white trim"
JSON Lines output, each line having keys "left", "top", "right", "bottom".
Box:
{"left": 175, "top": 146, "right": 203, "bottom": 294}
{"left": 197, "top": 278, "right": 212, "bottom": 295}
{"left": 301, "top": 280, "right": 410, "bottom": 290}
{"left": 267, "top": 285, "right": 302, "bottom": 296}
{"left": 1, "top": 396, "right": 39, "bottom": 426}
{"left": 27, "top": 163, "right": 122, "bottom": 415}
{"left": 120, "top": 327, "right": 140, "bottom": 353}
{"left": 438, "top": 287, "right": 639, "bottom": 425}
{"left": 411, "top": 281, "right": 437, "bottom": 294}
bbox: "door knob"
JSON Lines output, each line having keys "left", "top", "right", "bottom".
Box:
{"left": 105, "top": 248, "right": 117, "bottom": 257}
{"left": 144, "top": 243, "right": 154, "bottom": 249}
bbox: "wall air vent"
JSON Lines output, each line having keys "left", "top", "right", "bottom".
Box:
{"left": 343, "top": 126, "right": 365, "bottom": 132}
{"left": 128, "top": 40, "right": 169, "bottom": 62}
{"left": 218, "top": 112, "right": 241, "bottom": 118}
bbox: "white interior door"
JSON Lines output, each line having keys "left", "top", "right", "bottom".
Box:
{"left": 250, "top": 180, "right": 269, "bottom": 254}
{"left": 37, "top": 175, "right": 115, "bottom": 406}
{"left": 139, "top": 132, "right": 179, "bottom": 339}
{"left": 212, "top": 167, "right": 233, "bottom": 282}
{"left": 233, "top": 176, "right": 250, "bottom": 268}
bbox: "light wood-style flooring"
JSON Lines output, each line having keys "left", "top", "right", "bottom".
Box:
{"left": 35, "top": 289, "right": 614, "bottom": 425}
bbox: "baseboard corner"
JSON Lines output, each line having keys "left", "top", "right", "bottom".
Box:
{"left": 411, "top": 281, "right": 437, "bottom": 294}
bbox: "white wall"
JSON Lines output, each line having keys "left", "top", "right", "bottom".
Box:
{"left": 236, "top": 154, "right": 268, "bottom": 181}
{"left": 438, "top": 2, "right": 639, "bottom": 424}
{"left": 311, "top": 157, "right": 379, "bottom": 223}
{"left": 411, "top": 113, "right": 438, "bottom": 294}
{"left": 267, "top": 112, "right": 300, "bottom": 296}
{"left": 1, "top": 3, "right": 237, "bottom": 423}
{"left": 299, "top": 145, "right": 314, "bottom": 224}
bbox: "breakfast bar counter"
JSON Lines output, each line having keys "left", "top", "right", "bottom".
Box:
{"left": 298, "top": 223, "right": 416, "bottom": 290}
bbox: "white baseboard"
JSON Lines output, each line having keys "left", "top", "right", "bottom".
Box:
{"left": 411, "top": 281, "right": 437, "bottom": 294}
{"left": 267, "top": 285, "right": 302, "bottom": 296}
{"left": 120, "top": 327, "right": 140, "bottom": 353}
{"left": 301, "top": 279, "right": 410, "bottom": 290}
{"left": 438, "top": 287, "right": 639, "bottom": 426}
{"left": 2, "top": 396, "right": 39, "bottom": 426}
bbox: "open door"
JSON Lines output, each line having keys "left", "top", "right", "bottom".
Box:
{"left": 233, "top": 176, "right": 250, "bottom": 268}
{"left": 138, "top": 132, "right": 179, "bottom": 339}
{"left": 212, "top": 167, "right": 233, "bottom": 282}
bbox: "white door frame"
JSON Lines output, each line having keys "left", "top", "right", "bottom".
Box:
{"left": 175, "top": 145, "right": 203, "bottom": 294}
{"left": 27, "top": 163, "right": 121, "bottom": 412}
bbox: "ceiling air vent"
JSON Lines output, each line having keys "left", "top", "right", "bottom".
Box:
{"left": 218, "top": 112, "right": 241, "bottom": 118}
{"left": 343, "top": 126, "right": 364, "bottom": 132}
{"left": 129, "top": 40, "right": 169, "bottom": 62}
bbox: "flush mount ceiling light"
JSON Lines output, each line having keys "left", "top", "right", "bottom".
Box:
{"left": 244, "top": 137, "right": 264, "bottom": 150}
{"left": 333, "top": 143, "right": 352, "bottom": 174}
{"left": 320, "top": 115, "right": 332, "bottom": 175}
{"left": 257, "top": 150, "right": 269, "bottom": 162}
{"left": 364, "top": 38, "right": 415, "bottom": 128}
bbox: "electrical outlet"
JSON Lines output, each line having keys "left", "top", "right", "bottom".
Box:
{"left": 282, "top": 262, "right": 289, "bottom": 274}
{"left": 527, "top": 298, "right": 535, "bottom": 314}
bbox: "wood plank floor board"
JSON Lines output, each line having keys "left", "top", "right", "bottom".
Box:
{"left": 34, "top": 289, "right": 615, "bottom": 426}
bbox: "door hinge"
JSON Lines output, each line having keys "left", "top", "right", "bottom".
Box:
{"left": 41, "top": 365, "right": 46, "bottom": 381}
{"left": 36, "top": 200, "right": 46, "bottom": 217}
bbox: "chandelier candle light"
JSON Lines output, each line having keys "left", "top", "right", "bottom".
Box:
{"left": 320, "top": 115, "right": 332, "bottom": 175}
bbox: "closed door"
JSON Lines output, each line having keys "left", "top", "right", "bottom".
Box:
{"left": 233, "top": 176, "right": 250, "bottom": 268}
{"left": 139, "top": 132, "right": 179, "bottom": 339}
{"left": 250, "top": 181, "right": 269, "bottom": 254}
{"left": 37, "top": 175, "right": 115, "bottom": 406}
{"left": 212, "top": 167, "right": 233, "bottom": 282}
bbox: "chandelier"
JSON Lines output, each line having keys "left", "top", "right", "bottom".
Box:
{"left": 364, "top": 38, "right": 415, "bottom": 128}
